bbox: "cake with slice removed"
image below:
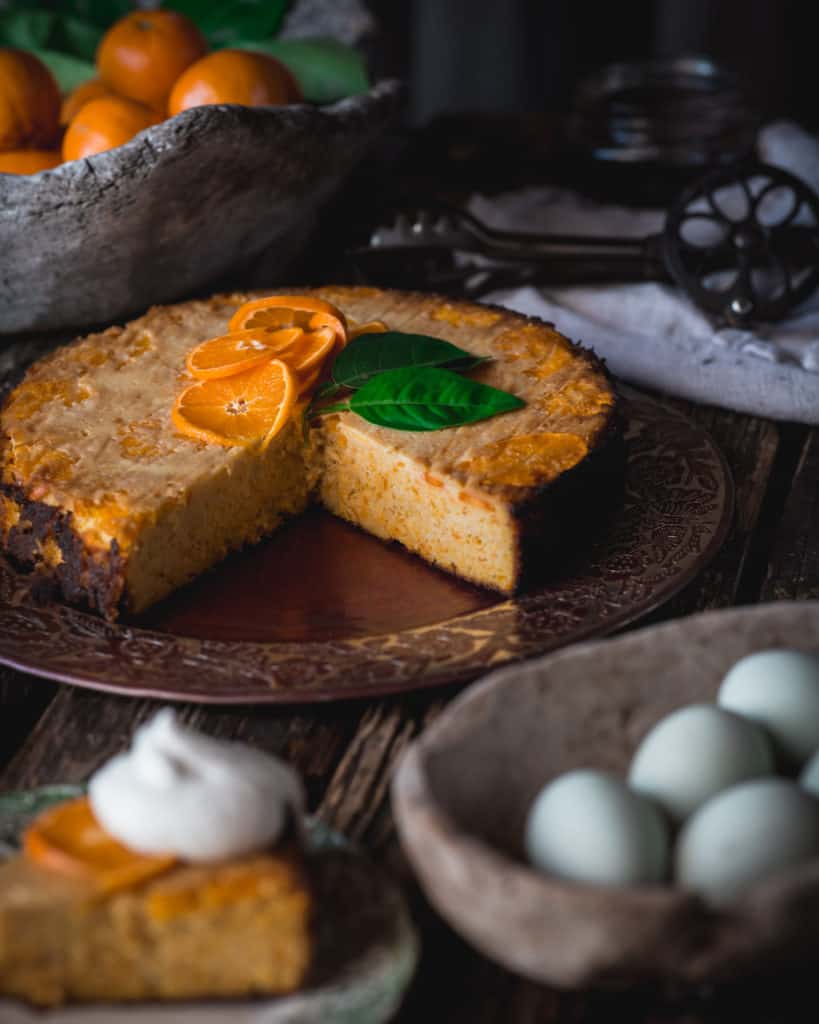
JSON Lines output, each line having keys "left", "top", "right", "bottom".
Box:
{"left": 0, "top": 287, "right": 621, "bottom": 618}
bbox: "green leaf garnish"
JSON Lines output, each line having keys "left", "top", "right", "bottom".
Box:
{"left": 235, "top": 37, "right": 369, "bottom": 103}
{"left": 323, "top": 331, "right": 486, "bottom": 398}
{"left": 320, "top": 366, "right": 525, "bottom": 431}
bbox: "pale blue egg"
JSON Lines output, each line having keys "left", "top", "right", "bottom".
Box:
{"left": 629, "top": 704, "right": 774, "bottom": 825}
{"left": 525, "top": 770, "right": 669, "bottom": 886}
{"left": 718, "top": 649, "right": 819, "bottom": 769}
{"left": 675, "top": 779, "right": 819, "bottom": 905}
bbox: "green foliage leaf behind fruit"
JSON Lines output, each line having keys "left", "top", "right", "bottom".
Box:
{"left": 171, "top": 0, "right": 289, "bottom": 47}
{"left": 0, "top": 9, "right": 58, "bottom": 50}
{"left": 237, "top": 37, "right": 369, "bottom": 103}
{"left": 28, "top": 47, "right": 95, "bottom": 92}
{"left": 0, "top": 8, "right": 101, "bottom": 63}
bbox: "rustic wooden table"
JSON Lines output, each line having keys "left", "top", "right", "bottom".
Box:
{"left": 2, "top": 118, "right": 818, "bottom": 1021}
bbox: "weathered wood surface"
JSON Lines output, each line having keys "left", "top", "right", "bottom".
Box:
{"left": 2, "top": 396, "right": 815, "bottom": 1021}
{"left": 0, "top": 80, "right": 401, "bottom": 333}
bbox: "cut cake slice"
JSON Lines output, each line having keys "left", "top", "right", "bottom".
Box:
{"left": 0, "top": 287, "right": 620, "bottom": 618}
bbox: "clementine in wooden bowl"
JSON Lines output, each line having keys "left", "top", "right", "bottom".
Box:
{"left": 62, "top": 95, "right": 160, "bottom": 162}
{"left": 97, "top": 9, "right": 207, "bottom": 111}
{"left": 168, "top": 49, "right": 298, "bottom": 116}
{"left": 0, "top": 49, "right": 61, "bottom": 151}
{"left": 0, "top": 149, "right": 61, "bottom": 175}
{"left": 60, "top": 79, "right": 113, "bottom": 127}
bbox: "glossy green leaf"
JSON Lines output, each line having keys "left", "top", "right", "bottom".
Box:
{"left": 0, "top": 9, "right": 56, "bottom": 49}
{"left": 236, "top": 37, "right": 369, "bottom": 103}
{"left": 327, "top": 332, "right": 486, "bottom": 395}
{"left": 47, "top": 0, "right": 132, "bottom": 29}
{"left": 0, "top": 8, "right": 101, "bottom": 62}
{"left": 195, "top": 0, "right": 289, "bottom": 46}
{"left": 321, "top": 367, "right": 525, "bottom": 431}
{"left": 51, "top": 13, "right": 103, "bottom": 62}
{"left": 29, "top": 48, "right": 95, "bottom": 92}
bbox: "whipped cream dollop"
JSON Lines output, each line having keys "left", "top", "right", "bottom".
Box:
{"left": 88, "top": 709, "right": 304, "bottom": 862}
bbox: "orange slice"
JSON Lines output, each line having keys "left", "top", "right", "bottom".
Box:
{"left": 186, "top": 327, "right": 303, "bottom": 380}
{"left": 23, "top": 796, "right": 176, "bottom": 893}
{"left": 296, "top": 363, "right": 322, "bottom": 396}
{"left": 348, "top": 319, "right": 388, "bottom": 340}
{"left": 172, "top": 358, "right": 296, "bottom": 448}
{"left": 282, "top": 325, "right": 336, "bottom": 374}
{"left": 229, "top": 295, "right": 348, "bottom": 351}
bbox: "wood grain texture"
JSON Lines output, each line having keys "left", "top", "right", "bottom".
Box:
{"left": 762, "top": 429, "right": 819, "bottom": 601}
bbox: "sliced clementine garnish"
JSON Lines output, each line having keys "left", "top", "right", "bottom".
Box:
{"left": 282, "top": 325, "right": 336, "bottom": 374}
{"left": 23, "top": 796, "right": 176, "bottom": 893}
{"left": 229, "top": 295, "right": 348, "bottom": 351}
{"left": 348, "top": 319, "right": 388, "bottom": 340}
{"left": 172, "top": 358, "right": 296, "bottom": 448}
{"left": 295, "top": 363, "right": 322, "bottom": 396}
{"left": 185, "top": 327, "right": 303, "bottom": 380}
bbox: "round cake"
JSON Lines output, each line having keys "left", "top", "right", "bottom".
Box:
{"left": 0, "top": 286, "right": 621, "bottom": 617}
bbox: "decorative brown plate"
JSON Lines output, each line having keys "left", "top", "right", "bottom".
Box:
{"left": 0, "top": 390, "right": 733, "bottom": 704}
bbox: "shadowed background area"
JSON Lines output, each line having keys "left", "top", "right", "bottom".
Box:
{"left": 368, "top": 0, "right": 812, "bottom": 128}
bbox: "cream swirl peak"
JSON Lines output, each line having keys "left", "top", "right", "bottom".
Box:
{"left": 88, "top": 709, "right": 304, "bottom": 862}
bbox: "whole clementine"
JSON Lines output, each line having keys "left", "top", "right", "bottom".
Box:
{"left": 0, "top": 49, "right": 61, "bottom": 151}
{"left": 0, "top": 149, "right": 61, "bottom": 175}
{"left": 97, "top": 9, "right": 207, "bottom": 111}
{"left": 167, "top": 50, "right": 294, "bottom": 116}
{"left": 62, "top": 96, "right": 160, "bottom": 162}
{"left": 60, "top": 79, "right": 112, "bottom": 126}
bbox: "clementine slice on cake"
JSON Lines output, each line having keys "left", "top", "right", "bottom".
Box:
{"left": 229, "top": 296, "right": 348, "bottom": 352}
{"left": 24, "top": 797, "right": 176, "bottom": 892}
{"left": 172, "top": 359, "right": 297, "bottom": 448}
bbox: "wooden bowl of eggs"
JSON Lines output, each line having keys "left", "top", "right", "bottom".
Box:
{"left": 392, "top": 601, "right": 819, "bottom": 988}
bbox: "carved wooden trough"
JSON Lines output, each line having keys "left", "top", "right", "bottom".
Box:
{"left": 0, "top": 80, "right": 400, "bottom": 334}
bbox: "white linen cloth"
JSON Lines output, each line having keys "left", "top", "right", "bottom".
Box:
{"left": 471, "top": 121, "right": 819, "bottom": 423}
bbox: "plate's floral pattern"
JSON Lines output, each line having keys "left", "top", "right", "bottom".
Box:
{"left": 0, "top": 393, "right": 733, "bottom": 704}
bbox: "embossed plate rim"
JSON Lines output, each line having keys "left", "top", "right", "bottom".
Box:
{"left": 0, "top": 389, "right": 734, "bottom": 703}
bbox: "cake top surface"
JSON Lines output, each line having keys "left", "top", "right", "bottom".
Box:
{"left": 0, "top": 287, "right": 616, "bottom": 549}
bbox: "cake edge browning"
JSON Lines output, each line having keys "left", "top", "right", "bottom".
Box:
{"left": 0, "top": 482, "right": 126, "bottom": 617}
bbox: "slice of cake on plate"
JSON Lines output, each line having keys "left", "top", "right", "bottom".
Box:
{"left": 0, "top": 711, "right": 312, "bottom": 1006}
{"left": 0, "top": 287, "right": 620, "bottom": 618}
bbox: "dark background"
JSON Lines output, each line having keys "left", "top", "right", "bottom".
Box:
{"left": 368, "top": 0, "right": 814, "bottom": 129}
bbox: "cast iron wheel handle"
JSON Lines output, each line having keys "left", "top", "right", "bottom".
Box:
{"left": 355, "top": 161, "right": 819, "bottom": 326}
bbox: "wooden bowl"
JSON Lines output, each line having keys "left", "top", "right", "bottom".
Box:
{"left": 0, "top": 81, "right": 400, "bottom": 334}
{"left": 392, "top": 601, "right": 819, "bottom": 989}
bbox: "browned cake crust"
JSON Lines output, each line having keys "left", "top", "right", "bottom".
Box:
{"left": 0, "top": 288, "right": 622, "bottom": 617}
